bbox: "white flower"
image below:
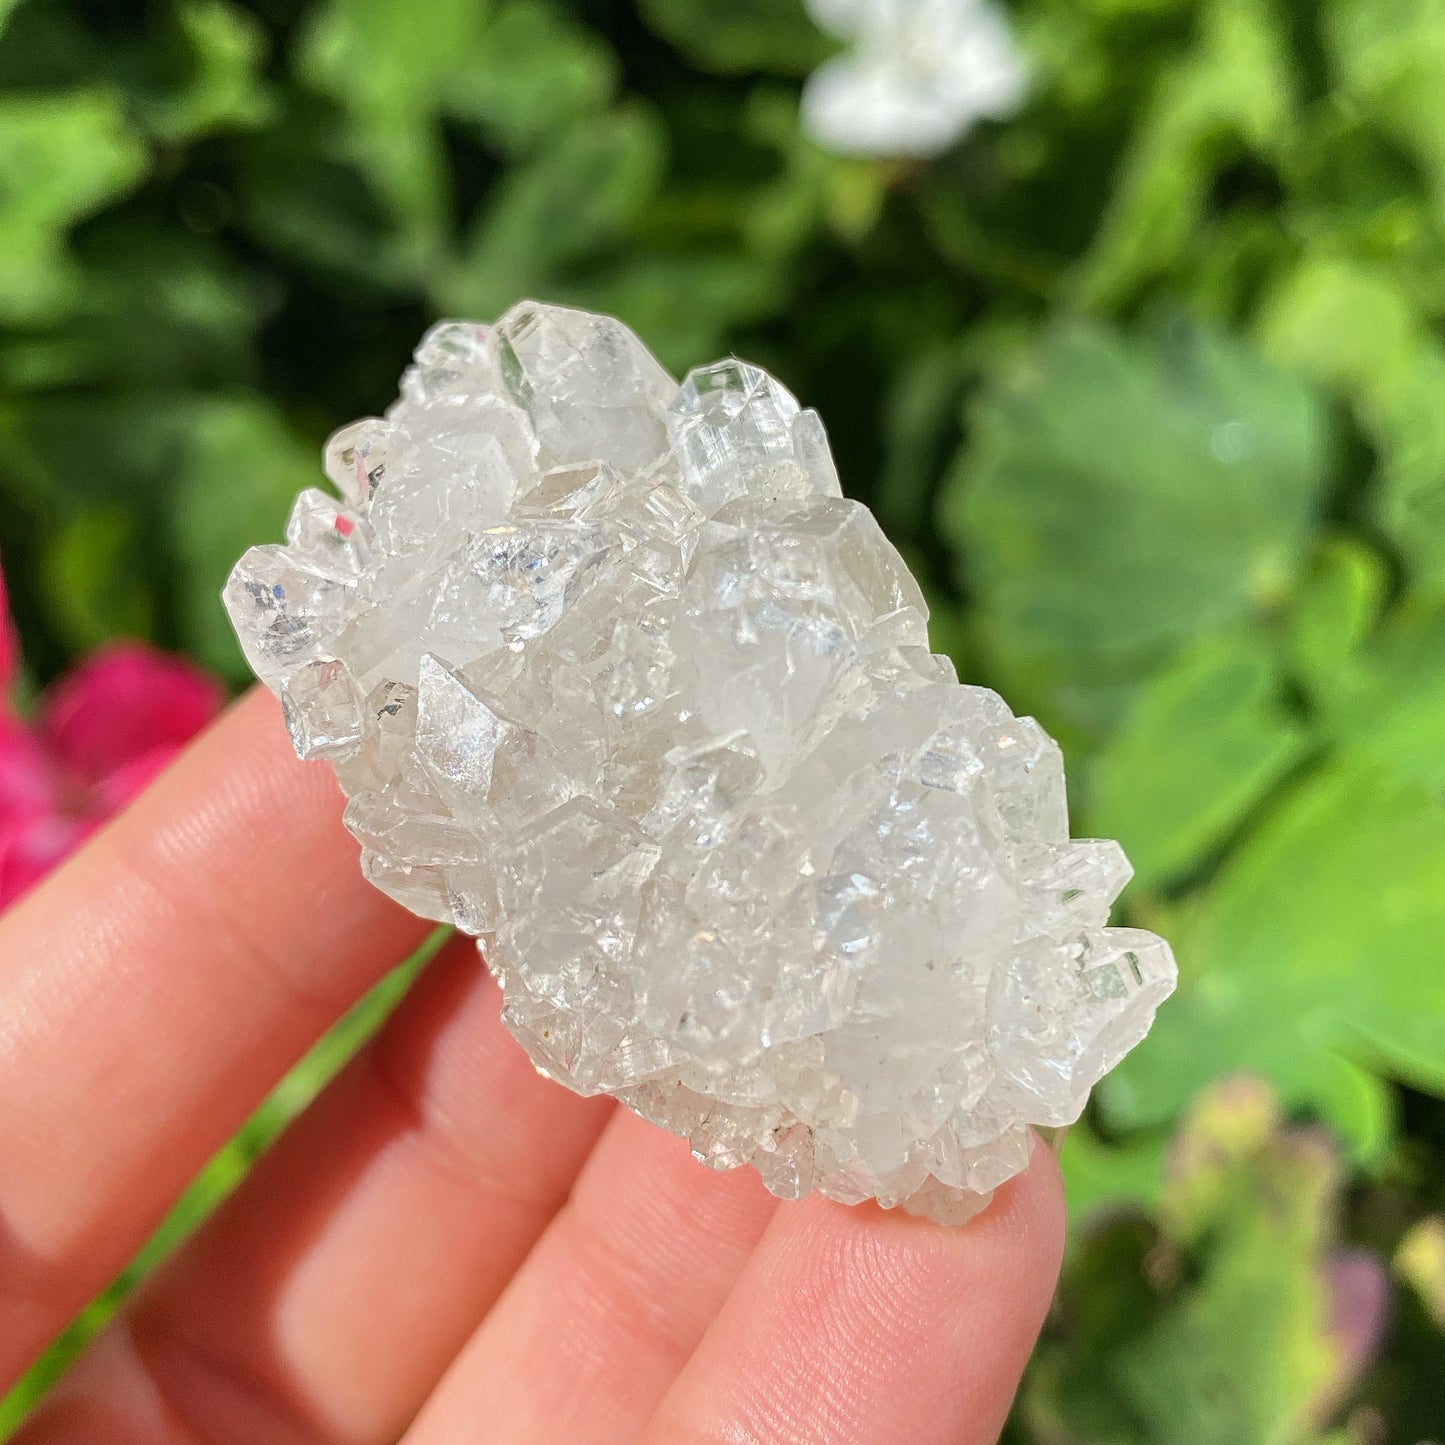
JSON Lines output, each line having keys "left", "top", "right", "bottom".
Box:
{"left": 801, "top": 0, "right": 1028, "bottom": 159}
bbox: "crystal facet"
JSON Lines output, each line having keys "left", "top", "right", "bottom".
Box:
{"left": 225, "top": 300, "right": 1176, "bottom": 1223}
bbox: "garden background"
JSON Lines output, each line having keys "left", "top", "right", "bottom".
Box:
{"left": 2, "top": 0, "right": 1444, "bottom": 1438}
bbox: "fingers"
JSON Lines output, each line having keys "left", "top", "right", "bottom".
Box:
{"left": 403, "top": 1110, "right": 780, "bottom": 1445}
{"left": 15, "top": 937, "right": 613, "bottom": 1445}
{"left": 638, "top": 1146, "right": 1066, "bottom": 1445}
{"left": 0, "top": 674, "right": 1065, "bottom": 1443}
{"left": 0, "top": 690, "right": 431, "bottom": 1385}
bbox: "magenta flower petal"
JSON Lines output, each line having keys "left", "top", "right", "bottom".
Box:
{"left": 40, "top": 641, "right": 225, "bottom": 787}
{"left": 0, "top": 568, "right": 209, "bottom": 912}
{"left": 0, "top": 809, "right": 92, "bottom": 909}
{"left": 0, "top": 711, "right": 60, "bottom": 817}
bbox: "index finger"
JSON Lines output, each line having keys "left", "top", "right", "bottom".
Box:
{"left": 0, "top": 688, "right": 430, "bottom": 1385}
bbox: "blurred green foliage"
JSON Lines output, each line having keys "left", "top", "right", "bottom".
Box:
{"left": 1, "top": 0, "right": 1443, "bottom": 1439}
{"left": 1029, "top": 1078, "right": 1373, "bottom": 1445}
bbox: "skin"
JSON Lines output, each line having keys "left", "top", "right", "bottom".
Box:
{"left": 0, "top": 689, "right": 1065, "bottom": 1445}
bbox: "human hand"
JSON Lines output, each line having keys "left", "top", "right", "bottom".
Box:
{"left": 0, "top": 690, "right": 1064, "bottom": 1445}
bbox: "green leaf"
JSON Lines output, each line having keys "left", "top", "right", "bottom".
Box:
{"left": 445, "top": 2, "right": 616, "bottom": 155}
{"left": 3, "top": 395, "right": 193, "bottom": 512}
{"left": 445, "top": 106, "right": 665, "bottom": 318}
{"left": 1073, "top": 0, "right": 1297, "bottom": 311}
{"left": 236, "top": 116, "right": 429, "bottom": 288}
{"left": 169, "top": 397, "right": 319, "bottom": 680}
{"left": 1105, "top": 747, "right": 1445, "bottom": 1147}
{"left": 875, "top": 340, "right": 972, "bottom": 539}
{"left": 298, "top": 0, "right": 491, "bottom": 116}
{"left": 1119, "top": 1083, "right": 1357, "bottom": 1445}
{"left": 1286, "top": 538, "right": 1390, "bottom": 707}
{"left": 1258, "top": 256, "right": 1445, "bottom": 595}
{"left": 1091, "top": 584, "right": 1445, "bottom": 1164}
{"left": 42, "top": 508, "right": 156, "bottom": 652}
{"left": 1029, "top": 1078, "right": 1370, "bottom": 1445}
{"left": 1324, "top": 0, "right": 1445, "bottom": 232}
{"left": 294, "top": 0, "right": 490, "bottom": 272}
{"left": 0, "top": 90, "right": 147, "bottom": 323}
{"left": 1255, "top": 257, "right": 1418, "bottom": 399}
{"left": 2, "top": 392, "right": 318, "bottom": 670}
{"left": 940, "top": 318, "right": 1331, "bottom": 741}
{"left": 1085, "top": 633, "right": 1310, "bottom": 889}
{"left": 1321, "top": 604, "right": 1445, "bottom": 785}
{"left": 637, "top": 0, "right": 831, "bottom": 76}
{"left": 0, "top": 219, "right": 264, "bottom": 393}
{"left": 135, "top": 0, "right": 275, "bottom": 142}
{"left": 739, "top": 88, "right": 848, "bottom": 259}
{"left": 1060, "top": 1119, "right": 1168, "bottom": 1223}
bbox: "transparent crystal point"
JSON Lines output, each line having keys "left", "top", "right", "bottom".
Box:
{"left": 224, "top": 545, "right": 354, "bottom": 685}
{"left": 323, "top": 419, "right": 408, "bottom": 507}
{"left": 494, "top": 300, "right": 675, "bottom": 473}
{"left": 415, "top": 654, "right": 576, "bottom": 827}
{"left": 791, "top": 407, "right": 845, "bottom": 498}
{"left": 669, "top": 359, "right": 835, "bottom": 515}
{"left": 286, "top": 490, "right": 373, "bottom": 577}
{"left": 282, "top": 657, "right": 366, "bottom": 762}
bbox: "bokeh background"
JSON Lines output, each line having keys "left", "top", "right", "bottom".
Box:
{"left": 2, "top": 0, "right": 1444, "bottom": 1437}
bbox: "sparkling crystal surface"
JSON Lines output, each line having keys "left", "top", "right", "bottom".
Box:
{"left": 225, "top": 301, "right": 1176, "bottom": 1223}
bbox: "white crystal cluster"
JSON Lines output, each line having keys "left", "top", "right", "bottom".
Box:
{"left": 225, "top": 302, "right": 1175, "bottom": 1223}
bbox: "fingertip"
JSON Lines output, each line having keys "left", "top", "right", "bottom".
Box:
{"left": 791, "top": 1137, "right": 1067, "bottom": 1297}
{"left": 982, "top": 1133, "right": 1068, "bottom": 1288}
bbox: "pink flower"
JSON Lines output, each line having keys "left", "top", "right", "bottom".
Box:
{"left": 0, "top": 552, "right": 225, "bottom": 910}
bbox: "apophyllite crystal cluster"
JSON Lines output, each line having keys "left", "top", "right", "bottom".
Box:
{"left": 225, "top": 301, "right": 1175, "bottom": 1223}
